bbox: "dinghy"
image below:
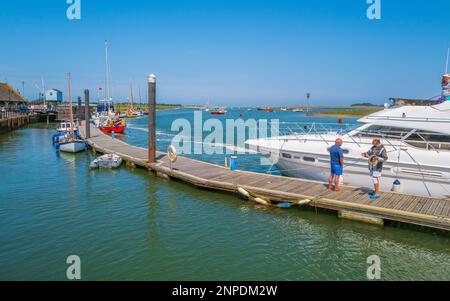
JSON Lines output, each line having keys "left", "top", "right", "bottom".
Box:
{"left": 89, "top": 154, "right": 122, "bottom": 169}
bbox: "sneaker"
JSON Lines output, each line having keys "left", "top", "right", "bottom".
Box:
{"left": 368, "top": 191, "right": 374, "bottom": 196}
{"left": 370, "top": 194, "right": 380, "bottom": 199}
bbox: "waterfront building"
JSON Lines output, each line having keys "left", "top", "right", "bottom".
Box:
{"left": 0, "top": 82, "right": 26, "bottom": 110}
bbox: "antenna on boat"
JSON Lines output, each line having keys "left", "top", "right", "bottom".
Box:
{"left": 445, "top": 47, "right": 450, "bottom": 74}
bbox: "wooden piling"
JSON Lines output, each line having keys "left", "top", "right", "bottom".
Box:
{"left": 148, "top": 74, "right": 156, "bottom": 163}
{"left": 84, "top": 89, "right": 90, "bottom": 139}
{"left": 77, "top": 96, "right": 82, "bottom": 125}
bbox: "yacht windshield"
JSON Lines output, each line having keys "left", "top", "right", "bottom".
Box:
{"left": 353, "top": 125, "right": 450, "bottom": 150}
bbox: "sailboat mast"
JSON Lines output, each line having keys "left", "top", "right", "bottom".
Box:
{"left": 67, "top": 72, "right": 75, "bottom": 141}
{"left": 130, "top": 83, "right": 134, "bottom": 108}
{"left": 104, "top": 40, "right": 110, "bottom": 110}
{"left": 138, "top": 87, "right": 142, "bottom": 110}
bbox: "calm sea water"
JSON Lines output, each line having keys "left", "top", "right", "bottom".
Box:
{"left": 0, "top": 109, "right": 449, "bottom": 280}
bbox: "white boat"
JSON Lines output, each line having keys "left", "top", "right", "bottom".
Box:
{"left": 59, "top": 140, "right": 86, "bottom": 153}
{"left": 57, "top": 73, "right": 86, "bottom": 154}
{"left": 56, "top": 121, "right": 78, "bottom": 132}
{"left": 89, "top": 154, "right": 122, "bottom": 169}
{"left": 247, "top": 94, "right": 450, "bottom": 198}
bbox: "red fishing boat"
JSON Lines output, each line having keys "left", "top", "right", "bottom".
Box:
{"left": 210, "top": 111, "right": 226, "bottom": 115}
{"left": 100, "top": 118, "right": 126, "bottom": 133}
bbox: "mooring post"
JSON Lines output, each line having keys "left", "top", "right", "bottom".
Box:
{"left": 148, "top": 74, "right": 156, "bottom": 163}
{"left": 84, "top": 89, "right": 90, "bottom": 139}
{"left": 77, "top": 96, "right": 82, "bottom": 126}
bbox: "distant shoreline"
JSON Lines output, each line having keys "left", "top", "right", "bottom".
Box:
{"left": 306, "top": 107, "right": 383, "bottom": 118}
{"left": 306, "top": 113, "right": 362, "bottom": 118}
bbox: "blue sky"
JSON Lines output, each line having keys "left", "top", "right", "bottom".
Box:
{"left": 1, "top": 0, "right": 449, "bottom": 106}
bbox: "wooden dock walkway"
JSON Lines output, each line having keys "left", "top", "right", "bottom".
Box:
{"left": 79, "top": 122, "right": 450, "bottom": 231}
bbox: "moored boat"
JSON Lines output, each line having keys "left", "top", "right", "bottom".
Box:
{"left": 56, "top": 73, "right": 87, "bottom": 153}
{"left": 89, "top": 153, "right": 122, "bottom": 169}
{"left": 100, "top": 118, "right": 126, "bottom": 133}
{"left": 258, "top": 107, "right": 274, "bottom": 112}
{"left": 247, "top": 74, "right": 450, "bottom": 198}
{"left": 58, "top": 140, "right": 87, "bottom": 153}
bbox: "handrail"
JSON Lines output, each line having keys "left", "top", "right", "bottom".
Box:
{"left": 364, "top": 115, "right": 450, "bottom": 123}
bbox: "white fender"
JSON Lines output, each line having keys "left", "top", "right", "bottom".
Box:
{"left": 297, "top": 199, "right": 312, "bottom": 206}
{"left": 237, "top": 187, "right": 250, "bottom": 198}
{"left": 253, "top": 197, "right": 270, "bottom": 206}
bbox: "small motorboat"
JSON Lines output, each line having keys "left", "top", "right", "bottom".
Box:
{"left": 89, "top": 154, "right": 122, "bottom": 169}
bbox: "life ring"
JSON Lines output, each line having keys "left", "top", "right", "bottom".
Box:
{"left": 167, "top": 145, "right": 177, "bottom": 163}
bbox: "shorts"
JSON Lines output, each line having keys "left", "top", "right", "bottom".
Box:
{"left": 331, "top": 164, "right": 343, "bottom": 176}
{"left": 370, "top": 170, "right": 382, "bottom": 184}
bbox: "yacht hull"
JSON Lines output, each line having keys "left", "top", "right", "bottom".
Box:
{"left": 59, "top": 141, "right": 86, "bottom": 153}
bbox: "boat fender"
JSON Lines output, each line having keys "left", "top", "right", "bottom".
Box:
{"left": 276, "top": 202, "right": 292, "bottom": 208}
{"left": 167, "top": 145, "right": 178, "bottom": 163}
{"left": 253, "top": 197, "right": 270, "bottom": 206}
{"left": 237, "top": 187, "right": 250, "bottom": 199}
{"left": 297, "top": 199, "right": 312, "bottom": 206}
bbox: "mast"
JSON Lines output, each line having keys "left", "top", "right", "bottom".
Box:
{"left": 138, "top": 86, "right": 142, "bottom": 110}
{"left": 130, "top": 83, "right": 134, "bottom": 109}
{"left": 104, "top": 40, "right": 111, "bottom": 111}
{"left": 67, "top": 72, "right": 75, "bottom": 141}
{"left": 128, "top": 82, "right": 134, "bottom": 113}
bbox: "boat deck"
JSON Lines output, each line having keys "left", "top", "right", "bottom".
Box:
{"left": 79, "top": 122, "right": 450, "bottom": 231}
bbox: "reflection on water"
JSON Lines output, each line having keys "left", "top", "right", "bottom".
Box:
{"left": 0, "top": 113, "right": 449, "bottom": 280}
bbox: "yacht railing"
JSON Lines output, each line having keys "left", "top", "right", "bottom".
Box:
{"left": 276, "top": 121, "right": 357, "bottom": 136}
{"left": 265, "top": 121, "right": 450, "bottom": 152}
{"left": 364, "top": 115, "right": 450, "bottom": 123}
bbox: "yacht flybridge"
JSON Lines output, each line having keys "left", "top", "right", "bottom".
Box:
{"left": 246, "top": 76, "right": 450, "bottom": 198}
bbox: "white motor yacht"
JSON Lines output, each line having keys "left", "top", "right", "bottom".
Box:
{"left": 247, "top": 98, "right": 450, "bottom": 198}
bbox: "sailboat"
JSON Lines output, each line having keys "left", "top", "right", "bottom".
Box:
{"left": 125, "top": 83, "right": 139, "bottom": 118}
{"left": 136, "top": 86, "right": 144, "bottom": 116}
{"left": 57, "top": 73, "right": 86, "bottom": 153}
{"left": 98, "top": 40, "right": 126, "bottom": 134}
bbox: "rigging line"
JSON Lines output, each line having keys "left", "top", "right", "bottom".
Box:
{"left": 402, "top": 149, "right": 432, "bottom": 196}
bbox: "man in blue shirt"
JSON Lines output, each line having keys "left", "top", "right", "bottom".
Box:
{"left": 329, "top": 138, "right": 344, "bottom": 191}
